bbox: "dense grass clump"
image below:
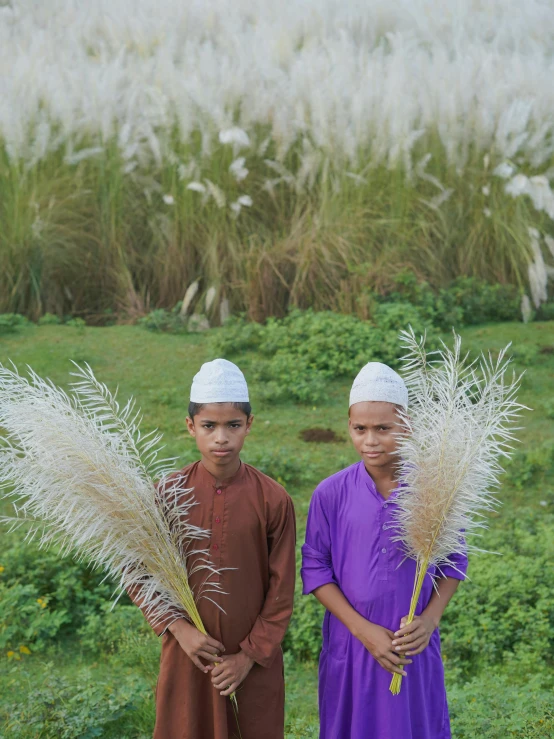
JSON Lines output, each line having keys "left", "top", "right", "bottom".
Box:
{"left": 2, "top": 1, "right": 554, "bottom": 319}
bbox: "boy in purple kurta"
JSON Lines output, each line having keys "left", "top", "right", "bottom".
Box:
{"left": 301, "top": 362, "right": 467, "bottom": 739}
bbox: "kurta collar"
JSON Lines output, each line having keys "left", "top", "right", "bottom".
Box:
{"left": 358, "top": 461, "right": 399, "bottom": 503}
{"left": 198, "top": 459, "right": 246, "bottom": 489}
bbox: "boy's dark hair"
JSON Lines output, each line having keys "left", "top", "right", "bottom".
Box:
{"left": 188, "top": 401, "right": 252, "bottom": 420}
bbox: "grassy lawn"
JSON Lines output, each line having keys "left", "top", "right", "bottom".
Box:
{"left": 1, "top": 320, "right": 553, "bottom": 737}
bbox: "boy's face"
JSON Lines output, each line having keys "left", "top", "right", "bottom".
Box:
{"left": 186, "top": 403, "right": 253, "bottom": 469}
{"left": 348, "top": 401, "right": 404, "bottom": 471}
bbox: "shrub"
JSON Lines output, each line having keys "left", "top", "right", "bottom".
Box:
{"left": 38, "top": 313, "right": 62, "bottom": 326}
{"left": 448, "top": 672, "right": 554, "bottom": 739}
{"left": 138, "top": 308, "right": 186, "bottom": 333}
{"left": 243, "top": 449, "right": 318, "bottom": 488}
{"left": 0, "top": 583, "right": 68, "bottom": 655}
{"left": 440, "top": 509, "right": 554, "bottom": 679}
{"left": 509, "top": 343, "right": 540, "bottom": 367}
{"left": 77, "top": 602, "right": 151, "bottom": 655}
{"left": 381, "top": 272, "right": 522, "bottom": 329}
{"left": 1, "top": 538, "right": 123, "bottom": 642}
{"left": 283, "top": 581, "right": 325, "bottom": 662}
{"left": 138, "top": 306, "right": 211, "bottom": 333}
{"left": 209, "top": 314, "right": 264, "bottom": 354}
{"left": 212, "top": 308, "right": 437, "bottom": 403}
{"left": 65, "top": 317, "right": 87, "bottom": 331}
{"left": 537, "top": 302, "right": 554, "bottom": 321}
{"left": 0, "top": 671, "right": 151, "bottom": 739}
{"left": 503, "top": 442, "right": 554, "bottom": 490}
{"left": 443, "top": 276, "right": 521, "bottom": 325}
{"left": 0, "top": 313, "right": 29, "bottom": 335}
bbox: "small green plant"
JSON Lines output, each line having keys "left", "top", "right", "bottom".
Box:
{"left": 243, "top": 449, "right": 317, "bottom": 488}
{"left": 0, "top": 670, "right": 151, "bottom": 738}
{"left": 543, "top": 399, "right": 554, "bottom": 419}
{"left": 38, "top": 313, "right": 62, "bottom": 326}
{"left": 138, "top": 308, "right": 188, "bottom": 333}
{"left": 448, "top": 673, "right": 554, "bottom": 738}
{"left": 1, "top": 537, "right": 121, "bottom": 641}
{"left": 503, "top": 442, "right": 554, "bottom": 490}
{"left": 77, "top": 602, "right": 151, "bottom": 655}
{"left": 0, "top": 314, "right": 29, "bottom": 335}
{"left": 0, "top": 583, "right": 68, "bottom": 655}
{"left": 283, "top": 582, "right": 325, "bottom": 662}
{"left": 511, "top": 343, "right": 540, "bottom": 367}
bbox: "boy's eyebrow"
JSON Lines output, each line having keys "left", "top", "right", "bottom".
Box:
{"left": 199, "top": 418, "right": 244, "bottom": 423}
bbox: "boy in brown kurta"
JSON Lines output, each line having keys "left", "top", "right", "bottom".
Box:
{"left": 130, "top": 359, "right": 296, "bottom": 739}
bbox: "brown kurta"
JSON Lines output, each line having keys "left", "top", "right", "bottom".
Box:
{"left": 131, "top": 460, "right": 296, "bottom": 739}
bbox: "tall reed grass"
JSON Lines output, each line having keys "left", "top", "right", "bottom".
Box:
{"left": 2, "top": 0, "right": 554, "bottom": 320}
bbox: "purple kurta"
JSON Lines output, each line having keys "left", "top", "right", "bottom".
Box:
{"left": 301, "top": 462, "right": 468, "bottom": 739}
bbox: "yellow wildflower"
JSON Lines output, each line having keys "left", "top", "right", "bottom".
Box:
{"left": 0, "top": 566, "right": 5, "bottom": 573}
{"left": 19, "top": 646, "right": 31, "bottom": 655}
{"left": 7, "top": 651, "right": 14, "bottom": 659}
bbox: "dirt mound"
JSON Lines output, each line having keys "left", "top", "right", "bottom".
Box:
{"left": 300, "top": 428, "right": 344, "bottom": 443}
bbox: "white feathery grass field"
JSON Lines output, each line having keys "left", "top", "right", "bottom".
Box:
{"left": 2, "top": 0, "right": 554, "bottom": 318}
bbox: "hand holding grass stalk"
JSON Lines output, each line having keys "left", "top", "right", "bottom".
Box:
{"left": 388, "top": 329, "right": 525, "bottom": 695}
{"left": 0, "top": 362, "right": 240, "bottom": 717}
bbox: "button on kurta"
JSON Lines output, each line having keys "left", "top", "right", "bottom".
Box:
{"left": 215, "top": 516, "right": 221, "bottom": 523}
{"left": 216, "top": 489, "right": 222, "bottom": 495}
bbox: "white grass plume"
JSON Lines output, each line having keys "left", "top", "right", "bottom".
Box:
{"left": 391, "top": 329, "right": 525, "bottom": 574}
{"left": 388, "top": 328, "right": 525, "bottom": 694}
{"left": 0, "top": 362, "right": 223, "bottom": 632}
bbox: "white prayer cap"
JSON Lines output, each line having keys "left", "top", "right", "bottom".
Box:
{"left": 190, "top": 358, "right": 249, "bottom": 404}
{"left": 349, "top": 362, "right": 408, "bottom": 409}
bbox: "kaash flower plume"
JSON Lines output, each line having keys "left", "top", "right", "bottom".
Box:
{"left": 0, "top": 362, "right": 224, "bottom": 635}
{"left": 389, "top": 329, "right": 525, "bottom": 695}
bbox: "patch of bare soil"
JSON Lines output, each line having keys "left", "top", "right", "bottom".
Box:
{"left": 300, "top": 428, "right": 344, "bottom": 443}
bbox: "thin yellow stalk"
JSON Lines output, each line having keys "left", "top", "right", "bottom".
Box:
{"left": 389, "top": 556, "right": 428, "bottom": 695}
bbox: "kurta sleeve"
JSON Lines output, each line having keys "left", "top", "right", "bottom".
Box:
{"left": 239, "top": 495, "right": 296, "bottom": 669}
{"left": 438, "top": 548, "right": 468, "bottom": 581}
{"left": 126, "top": 581, "right": 184, "bottom": 637}
{"left": 300, "top": 485, "right": 337, "bottom": 595}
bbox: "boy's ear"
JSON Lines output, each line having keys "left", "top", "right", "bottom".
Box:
{"left": 245, "top": 414, "right": 254, "bottom": 434}
{"left": 185, "top": 416, "right": 196, "bottom": 437}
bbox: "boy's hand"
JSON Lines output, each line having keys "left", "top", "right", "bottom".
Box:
{"left": 168, "top": 619, "right": 225, "bottom": 673}
{"left": 392, "top": 613, "right": 437, "bottom": 656}
{"left": 355, "top": 620, "right": 412, "bottom": 676}
{"left": 211, "top": 651, "right": 255, "bottom": 696}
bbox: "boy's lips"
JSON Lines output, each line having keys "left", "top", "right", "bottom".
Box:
{"left": 364, "top": 451, "right": 384, "bottom": 457}
{"left": 212, "top": 449, "right": 232, "bottom": 457}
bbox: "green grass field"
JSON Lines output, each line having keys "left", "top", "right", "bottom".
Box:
{"left": 1, "top": 321, "right": 553, "bottom": 737}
